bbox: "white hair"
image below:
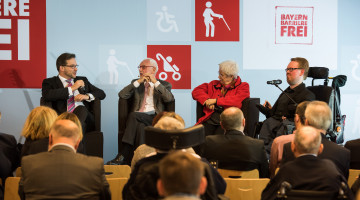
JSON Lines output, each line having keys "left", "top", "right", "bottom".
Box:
{"left": 219, "top": 60, "right": 239, "bottom": 77}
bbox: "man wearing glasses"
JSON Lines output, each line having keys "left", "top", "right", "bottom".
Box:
{"left": 258, "top": 57, "right": 315, "bottom": 157}
{"left": 107, "top": 58, "right": 174, "bottom": 165}
{"left": 42, "top": 53, "right": 106, "bottom": 134}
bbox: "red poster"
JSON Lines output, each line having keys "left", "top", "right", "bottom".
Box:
{"left": 0, "top": 0, "right": 46, "bottom": 88}
{"left": 195, "top": 0, "right": 239, "bottom": 41}
{"left": 147, "top": 45, "right": 191, "bottom": 89}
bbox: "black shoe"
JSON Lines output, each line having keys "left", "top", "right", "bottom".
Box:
{"left": 106, "top": 154, "right": 128, "bottom": 165}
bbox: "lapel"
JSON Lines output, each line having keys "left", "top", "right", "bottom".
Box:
{"left": 55, "top": 76, "right": 65, "bottom": 89}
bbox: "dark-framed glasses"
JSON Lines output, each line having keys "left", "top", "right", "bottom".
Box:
{"left": 138, "top": 65, "right": 154, "bottom": 70}
{"left": 64, "top": 65, "right": 79, "bottom": 69}
{"left": 285, "top": 68, "right": 302, "bottom": 72}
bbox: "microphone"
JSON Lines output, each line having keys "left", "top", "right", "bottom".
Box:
{"left": 267, "top": 79, "right": 282, "bottom": 85}
{"left": 78, "top": 86, "right": 86, "bottom": 94}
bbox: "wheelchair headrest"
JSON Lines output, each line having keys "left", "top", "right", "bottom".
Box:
{"left": 308, "top": 67, "right": 329, "bottom": 79}
{"left": 144, "top": 124, "right": 205, "bottom": 150}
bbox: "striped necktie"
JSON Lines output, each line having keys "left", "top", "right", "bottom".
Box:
{"left": 66, "top": 79, "right": 75, "bottom": 112}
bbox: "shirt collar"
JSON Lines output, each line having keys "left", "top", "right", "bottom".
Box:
{"left": 49, "top": 143, "right": 77, "bottom": 153}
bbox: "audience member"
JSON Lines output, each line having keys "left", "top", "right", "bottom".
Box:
{"left": 269, "top": 101, "right": 309, "bottom": 178}
{"left": 123, "top": 116, "right": 226, "bottom": 200}
{"left": 42, "top": 52, "right": 106, "bottom": 133}
{"left": 192, "top": 60, "right": 250, "bottom": 136}
{"left": 0, "top": 112, "right": 20, "bottom": 198}
{"left": 157, "top": 151, "right": 207, "bottom": 200}
{"left": 262, "top": 126, "right": 352, "bottom": 200}
{"left": 20, "top": 106, "right": 58, "bottom": 158}
{"left": 108, "top": 58, "right": 174, "bottom": 165}
{"left": 19, "top": 119, "right": 111, "bottom": 200}
{"left": 281, "top": 101, "right": 350, "bottom": 179}
{"left": 201, "top": 107, "right": 269, "bottom": 178}
{"left": 258, "top": 57, "right": 315, "bottom": 155}
{"left": 345, "top": 138, "right": 360, "bottom": 169}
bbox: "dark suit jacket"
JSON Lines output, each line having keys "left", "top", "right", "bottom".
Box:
{"left": 20, "top": 137, "right": 49, "bottom": 159}
{"left": 262, "top": 155, "right": 351, "bottom": 200}
{"left": 345, "top": 138, "right": 360, "bottom": 169}
{"left": 19, "top": 145, "right": 110, "bottom": 200}
{"left": 42, "top": 76, "right": 106, "bottom": 114}
{"left": 0, "top": 133, "right": 20, "bottom": 183}
{"left": 281, "top": 134, "right": 350, "bottom": 179}
{"left": 119, "top": 79, "right": 174, "bottom": 114}
{"left": 201, "top": 130, "right": 269, "bottom": 178}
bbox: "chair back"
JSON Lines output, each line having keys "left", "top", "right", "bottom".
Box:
{"left": 348, "top": 169, "right": 360, "bottom": 188}
{"left": 104, "top": 165, "right": 131, "bottom": 178}
{"left": 106, "top": 177, "right": 128, "bottom": 200}
{"left": 224, "top": 178, "right": 270, "bottom": 200}
{"left": 218, "top": 168, "right": 259, "bottom": 179}
{"left": 4, "top": 177, "right": 21, "bottom": 200}
{"left": 15, "top": 167, "right": 22, "bottom": 177}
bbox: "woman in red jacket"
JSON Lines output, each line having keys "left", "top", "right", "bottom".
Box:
{"left": 192, "top": 60, "right": 250, "bottom": 136}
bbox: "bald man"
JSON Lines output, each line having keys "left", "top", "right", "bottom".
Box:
{"left": 19, "top": 120, "right": 110, "bottom": 200}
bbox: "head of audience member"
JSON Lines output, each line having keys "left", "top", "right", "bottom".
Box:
{"left": 304, "top": 101, "right": 332, "bottom": 134}
{"left": 291, "top": 126, "right": 323, "bottom": 158}
{"left": 56, "top": 53, "right": 78, "bottom": 80}
{"left": 218, "top": 60, "right": 239, "bottom": 86}
{"left": 21, "top": 106, "right": 58, "bottom": 140}
{"left": 157, "top": 151, "right": 207, "bottom": 197}
{"left": 294, "top": 101, "right": 310, "bottom": 130}
{"left": 286, "top": 57, "right": 309, "bottom": 88}
{"left": 154, "top": 116, "right": 185, "bottom": 130}
{"left": 48, "top": 119, "right": 81, "bottom": 151}
{"left": 138, "top": 58, "right": 158, "bottom": 77}
{"left": 220, "top": 107, "right": 245, "bottom": 133}
{"left": 56, "top": 112, "right": 83, "bottom": 140}
{"left": 153, "top": 112, "right": 185, "bottom": 127}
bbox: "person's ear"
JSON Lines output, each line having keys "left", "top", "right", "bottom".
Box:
{"left": 318, "top": 144, "right": 324, "bottom": 155}
{"left": 291, "top": 141, "right": 296, "bottom": 154}
{"left": 198, "top": 177, "right": 208, "bottom": 195}
{"left": 305, "top": 119, "right": 309, "bottom": 125}
{"left": 295, "top": 114, "right": 299, "bottom": 123}
{"left": 48, "top": 134, "right": 54, "bottom": 150}
{"left": 242, "top": 118, "right": 246, "bottom": 128}
{"left": 156, "top": 179, "right": 165, "bottom": 197}
{"left": 74, "top": 139, "right": 80, "bottom": 150}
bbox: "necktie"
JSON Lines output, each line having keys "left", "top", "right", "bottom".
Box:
{"left": 139, "top": 82, "right": 150, "bottom": 112}
{"left": 66, "top": 79, "right": 75, "bottom": 112}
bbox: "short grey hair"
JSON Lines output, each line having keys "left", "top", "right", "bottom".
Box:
{"left": 219, "top": 60, "right": 239, "bottom": 77}
{"left": 142, "top": 58, "right": 158, "bottom": 73}
{"left": 305, "top": 101, "right": 332, "bottom": 131}
{"left": 294, "top": 126, "right": 321, "bottom": 154}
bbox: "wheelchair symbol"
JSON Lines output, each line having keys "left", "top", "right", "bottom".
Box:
{"left": 156, "top": 6, "right": 179, "bottom": 33}
{"left": 156, "top": 53, "right": 181, "bottom": 81}
{"left": 350, "top": 54, "right": 360, "bottom": 81}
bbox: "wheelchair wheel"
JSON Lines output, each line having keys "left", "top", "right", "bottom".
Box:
{"left": 159, "top": 72, "right": 168, "bottom": 80}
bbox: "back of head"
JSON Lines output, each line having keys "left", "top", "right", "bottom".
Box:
{"left": 294, "top": 126, "right": 321, "bottom": 155}
{"left": 56, "top": 112, "right": 83, "bottom": 140}
{"left": 22, "top": 106, "right": 58, "bottom": 140}
{"left": 50, "top": 119, "right": 80, "bottom": 145}
{"left": 295, "top": 101, "right": 310, "bottom": 125}
{"left": 56, "top": 53, "right": 75, "bottom": 71}
{"left": 220, "top": 107, "right": 244, "bottom": 131}
{"left": 219, "top": 60, "right": 239, "bottom": 77}
{"left": 291, "top": 57, "right": 309, "bottom": 80}
{"left": 305, "top": 101, "right": 332, "bottom": 131}
{"left": 159, "top": 151, "right": 204, "bottom": 196}
{"left": 154, "top": 116, "right": 185, "bottom": 130}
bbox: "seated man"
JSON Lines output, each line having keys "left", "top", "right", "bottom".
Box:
{"left": 261, "top": 126, "right": 351, "bottom": 200}
{"left": 157, "top": 151, "right": 207, "bottom": 200}
{"left": 123, "top": 116, "right": 226, "bottom": 200}
{"left": 108, "top": 58, "right": 174, "bottom": 165}
{"left": 281, "top": 101, "right": 350, "bottom": 179}
{"left": 42, "top": 53, "right": 106, "bottom": 133}
{"left": 269, "top": 101, "right": 309, "bottom": 178}
{"left": 18, "top": 119, "right": 110, "bottom": 200}
{"left": 258, "top": 57, "right": 315, "bottom": 155}
{"left": 201, "top": 107, "right": 269, "bottom": 178}
{"left": 345, "top": 138, "right": 360, "bottom": 169}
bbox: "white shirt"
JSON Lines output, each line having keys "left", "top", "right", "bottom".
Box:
{"left": 133, "top": 80, "right": 160, "bottom": 113}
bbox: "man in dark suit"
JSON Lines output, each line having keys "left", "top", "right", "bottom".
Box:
{"left": 262, "top": 126, "right": 351, "bottom": 200}
{"left": 281, "top": 101, "right": 350, "bottom": 179}
{"left": 19, "top": 119, "right": 111, "bottom": 200}
{"left": 42, "top": 53, "right": 106, "bottom": 133}
{"left": 107, "top": 58, "right": 174, "bottom": 165}
{"left": 345, "top": 138, "right": 360, "bottom": 169}
{"left": 258, "top": 57, "right": 315, "bottom": 155}
{"left": 201, "top": 107, "right": 269, "bottom": 178}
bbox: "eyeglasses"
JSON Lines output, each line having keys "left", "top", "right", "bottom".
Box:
{"left": 138, "top": 65, "right": 154, "bottom": 70}
{"left": 285, "top": 68, "right": 302, "bottom": 72}
{"left": 64, "top": 65, "right": 79, "bottom": 69}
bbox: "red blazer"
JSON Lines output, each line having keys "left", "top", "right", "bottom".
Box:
{"left": 192, "top": 76, "right": 250, "bottom": 124}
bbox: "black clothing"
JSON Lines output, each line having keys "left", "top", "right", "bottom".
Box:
{"left": 345, "top": 138, "right": 360, "bottom": 169}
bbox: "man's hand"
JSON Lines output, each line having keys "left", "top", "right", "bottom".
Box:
{"left": 71, "top": 80, "right": 85, "bottom": 91}
{"left": 137, "top": 73, "right": 157, "bottom": 84}
{"left": 74, "top": 94, "right": 89, "bottom": 102}
{"left": 263, "top": 100, "right": 272, "bottom": 109}
{"left": 204, "top": 99, "right": 217, "bottom": 109}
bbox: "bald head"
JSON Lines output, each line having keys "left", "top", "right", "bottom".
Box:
{"left": 154, "top": 116, "right": 185, "bottom": 130}
{"left": 293, "top": 126, "right": 322, "bottom": 155}
{"left": 49, "top": 119, "right": 81, "bottom": 149}
{"left": 220, "top": 107, "right": 245, "bottom": 131}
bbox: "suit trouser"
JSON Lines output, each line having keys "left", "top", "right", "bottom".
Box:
{"left": 73, "top": 106, "right": 94, "bottom": 154}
